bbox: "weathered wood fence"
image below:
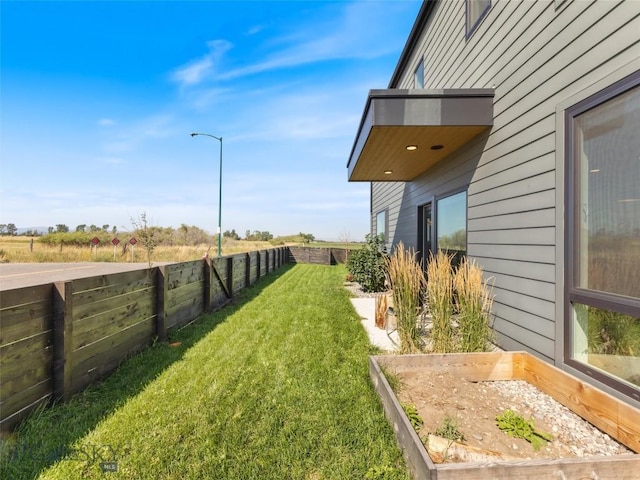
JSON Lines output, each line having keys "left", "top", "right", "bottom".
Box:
{"left": 287, "top": 246, "right": 349, "bottom": 265}
{"left": 0, "top": 247, "right": 288, "bottom": 432}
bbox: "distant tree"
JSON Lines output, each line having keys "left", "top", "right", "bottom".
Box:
{"left": 6, "top": 223, "right": 17, "bottom": 236}
{"left": 131, "top": 212, "right": 156, "bottom": 267}
{"left": 48, "top": 226, "right": 54, "bottom": 234}
{"left": 89, "top": 225, "right": 99, "bottom": 232}
{"left": 223, "top": 229, "right": 240, "bottom": 240}
{"left": 180, "top": 224, "right": 189, "bottom": 244}
{"left": 55, "top": 224, "right": 69, "bottom": 233}
{"left": 0, "top": 224, "right": 7, "bottom": 235}
{"left": 299, "top": 232, "right": 315, "bottom": 243}
{"left": 112, "top": 226, "right": 117, "bottom": 235}
{"left": 246, "top": 230, "right": 273, "bottom": 241}
{"left": 76, "top": 224, "right": 86, "bottom": 232}
{"left": 102, "top": 224, "right": 109, "bottom": 232}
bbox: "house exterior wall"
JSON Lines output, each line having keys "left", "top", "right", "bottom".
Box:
{"left": 372, "top": 0, "right": 640, "bottom": 365}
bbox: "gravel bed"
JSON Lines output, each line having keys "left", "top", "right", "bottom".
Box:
{"left": 344, "top": 281, "right": 384, "bottom": 298}
{"left": 489, "top": 380, "right": 633, "bottom": 457}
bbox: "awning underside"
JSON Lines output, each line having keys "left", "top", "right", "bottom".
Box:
{"left": 347, "top": 89, "right": 494, "bottom": 182}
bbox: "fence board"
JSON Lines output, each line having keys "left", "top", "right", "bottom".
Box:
{"left": 165, "top": 261, "right": 204, "bottom": 289}
{"left": 71, "top": 269, "right": 157, "bottom": 303}
{"left": 167, "top": 281, "right": 204, "bottom": 308}
{"left": 249, "top": 252, "right": 260, "bottom": 285}
{"left": 72, "top": 294, "right": 156, "bottom": 349}
{"left": 0, "top": 332, "right": 52, "bottom": 383}
{"left": 0, "top": 379, "right": 52, "bottom": 431}
{"left": 1, "top": 361, "right": 52, "bottom": 400}
{"left": 71, "top": 317, "right": 155, "bottom": 393}
{"left": 231, "top": 254, "right": 246, "bottom": 294}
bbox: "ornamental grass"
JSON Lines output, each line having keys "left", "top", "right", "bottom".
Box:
{"left": 426, "top": 250, "right": 455, "bottom": 353}
{"left": 386, "top": 242, "right": 426, "bottom": 353}
{"left": 453, "top": 257, "right": 495, "bottom": 352}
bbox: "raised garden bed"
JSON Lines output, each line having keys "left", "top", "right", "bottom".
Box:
{"left": 370, "top": 351, "right": 640, "bottom": 480}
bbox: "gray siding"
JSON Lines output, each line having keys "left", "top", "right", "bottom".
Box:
{"left": 372, "top": 0, "right": 640, "bottom": 362}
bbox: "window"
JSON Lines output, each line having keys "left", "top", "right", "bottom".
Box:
{"left": 436, "top": 190, "right": 467, "bottom": 265}
{"left": 566, "top": 71, "right": 640, "bottom": 399}
{"left": 376, "top": 210, "right": 387, "bottom": 242}
{"left": 466, "top": 0, "right": 490, "bottom": 38}
{"left": 414, "top": 60, "right": 424, "bottom": 89}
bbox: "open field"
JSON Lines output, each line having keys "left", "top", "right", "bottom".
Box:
{"left": 0, "top": 237, "right": 361, "bottom": 264}
{"left": 0, "top": 237, "right": 273, "bottom": 264}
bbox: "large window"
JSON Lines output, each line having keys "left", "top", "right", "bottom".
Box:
{"left": 376, "top": 209, "right": 387, "bottom": 242}
{"left": 436, "top": 190, "right": 467, "bottom": 265}
{"left": 414, "top": 59, "right": 424, "bottom": 89}
{"left": 466, "top": 0, "right": 490, "bottom": 38}
{"left": 566, "top": 71, "right": 640, "bottom": 399}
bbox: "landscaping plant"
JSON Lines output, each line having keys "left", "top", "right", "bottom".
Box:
{"left": 434, "top": 415, "right": 465, "bottom": 442}
{"left": 495, "top": 409, "right": 553, "bottom": 451}
{"left": 346, "top": 233, "right": 388, "bottom": 292}
{"left": 427, "top": 250, "right": 455, "bottom": 353}
{"left": 386, "top": 242, "right": 426, "bottom": 353}
{"left": 401, "top": 403, "right": 424, "bottom": 433}
{"left": 453, "top": 257, "right": 495, "bottom": 352}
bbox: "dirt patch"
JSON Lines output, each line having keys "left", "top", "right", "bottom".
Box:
{"left": 395, "top": 369, "right": 633, "bottom": 463}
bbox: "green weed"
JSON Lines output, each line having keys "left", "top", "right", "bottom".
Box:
{"left": 496, "top": 409, "right": 553, "bottom": 451}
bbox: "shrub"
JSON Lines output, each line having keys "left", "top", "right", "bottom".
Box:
{"left": 386, "top": 242, "right": 426, "bottom": 353}
{"left": 346, "top": 234, "right": 387, "bottom": 292}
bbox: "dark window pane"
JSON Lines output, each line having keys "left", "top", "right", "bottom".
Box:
{"left": 575, "top": 85, "right": 640, "bottom": 299}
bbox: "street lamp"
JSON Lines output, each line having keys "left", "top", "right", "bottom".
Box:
{"left": 190, "top": 132, "right": 223, "bottom": 257}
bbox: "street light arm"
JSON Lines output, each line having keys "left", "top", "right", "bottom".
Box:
{"left": 190, "top": 132, "right": 222, "bottom": 142}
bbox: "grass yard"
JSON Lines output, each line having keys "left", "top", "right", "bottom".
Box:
{"left": 1, "top": 264, "right": 409, "bottom": 480}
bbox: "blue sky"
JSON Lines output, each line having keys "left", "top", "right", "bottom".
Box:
{"left": 1, "top": 0, "right": 421, "bottom": 241}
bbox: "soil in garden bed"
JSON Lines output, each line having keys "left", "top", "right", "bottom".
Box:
{"left": 395, "top": 368, "right": 634, "bottom": 463}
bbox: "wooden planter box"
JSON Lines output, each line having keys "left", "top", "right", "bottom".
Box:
{"left": 370, "top": 352, "right": 640, "bottom": 480}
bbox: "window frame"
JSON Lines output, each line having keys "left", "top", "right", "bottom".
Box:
{"left": 414, "top": 58, "right": 425, "bottom": 89}
{"left": 375, "top": 209, "right": 388, "bottom": 243}
{"left": 434, "top": 188, "right": 468, "bottom": 259}
{"left": 465, "top": 0, "right": 491, "bottom": 39}
{"left": 564, "top": 69, "right": 640, "bottom": 401}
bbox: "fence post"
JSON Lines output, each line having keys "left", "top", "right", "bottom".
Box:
{"left": 53, "top": 281, "right": 73, "bottom": 402}
{"left": 204, "top": 257, "right": 213, "bottom": 311}
{"left": 226, "top": 256, "right": 233, "bottom": 297}
{"left": 155, "top": 266, "right": 168, "bottom": 340}
{"left": 245, "top": 253, "right": 251, "bottom": 287}
{"left": 256, "top": 251, "right": 261, "bottom": 280}
{"left": 265, "top": 250, "right": 270, "bottom": 275}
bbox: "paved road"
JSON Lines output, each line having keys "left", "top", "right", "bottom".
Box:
{"left": 0, "top": 262, "right": 174, "bottom": 290}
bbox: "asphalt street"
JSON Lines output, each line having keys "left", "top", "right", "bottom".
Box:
{"left": 0, "top": 262, "right": 173, "bottom": 290}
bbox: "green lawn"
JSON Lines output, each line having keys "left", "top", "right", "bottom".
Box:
{"left": 1, "top": 264, "right": 409, "bottom": 480}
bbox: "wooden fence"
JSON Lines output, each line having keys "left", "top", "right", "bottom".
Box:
{"left": 0, "top": 247, "right": 288, "bottom": 432}
{"left": 287, "top": 247, "right": 349, "bottom": 265}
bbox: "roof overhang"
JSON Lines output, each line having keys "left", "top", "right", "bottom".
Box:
{"left": 347, "top": 89, "right": 494, "bottom": 182}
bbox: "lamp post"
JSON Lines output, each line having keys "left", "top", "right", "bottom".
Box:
{"left": 190, "top": 132, "right": 223, "bottom": 257}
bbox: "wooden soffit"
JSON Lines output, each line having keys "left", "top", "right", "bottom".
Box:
{"left": 347, "top": 89, "right": 494, "bottom": 182}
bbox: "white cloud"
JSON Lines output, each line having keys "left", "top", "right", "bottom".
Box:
{"left": 171, "top": 40, "right": 233, "bottom": 88}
